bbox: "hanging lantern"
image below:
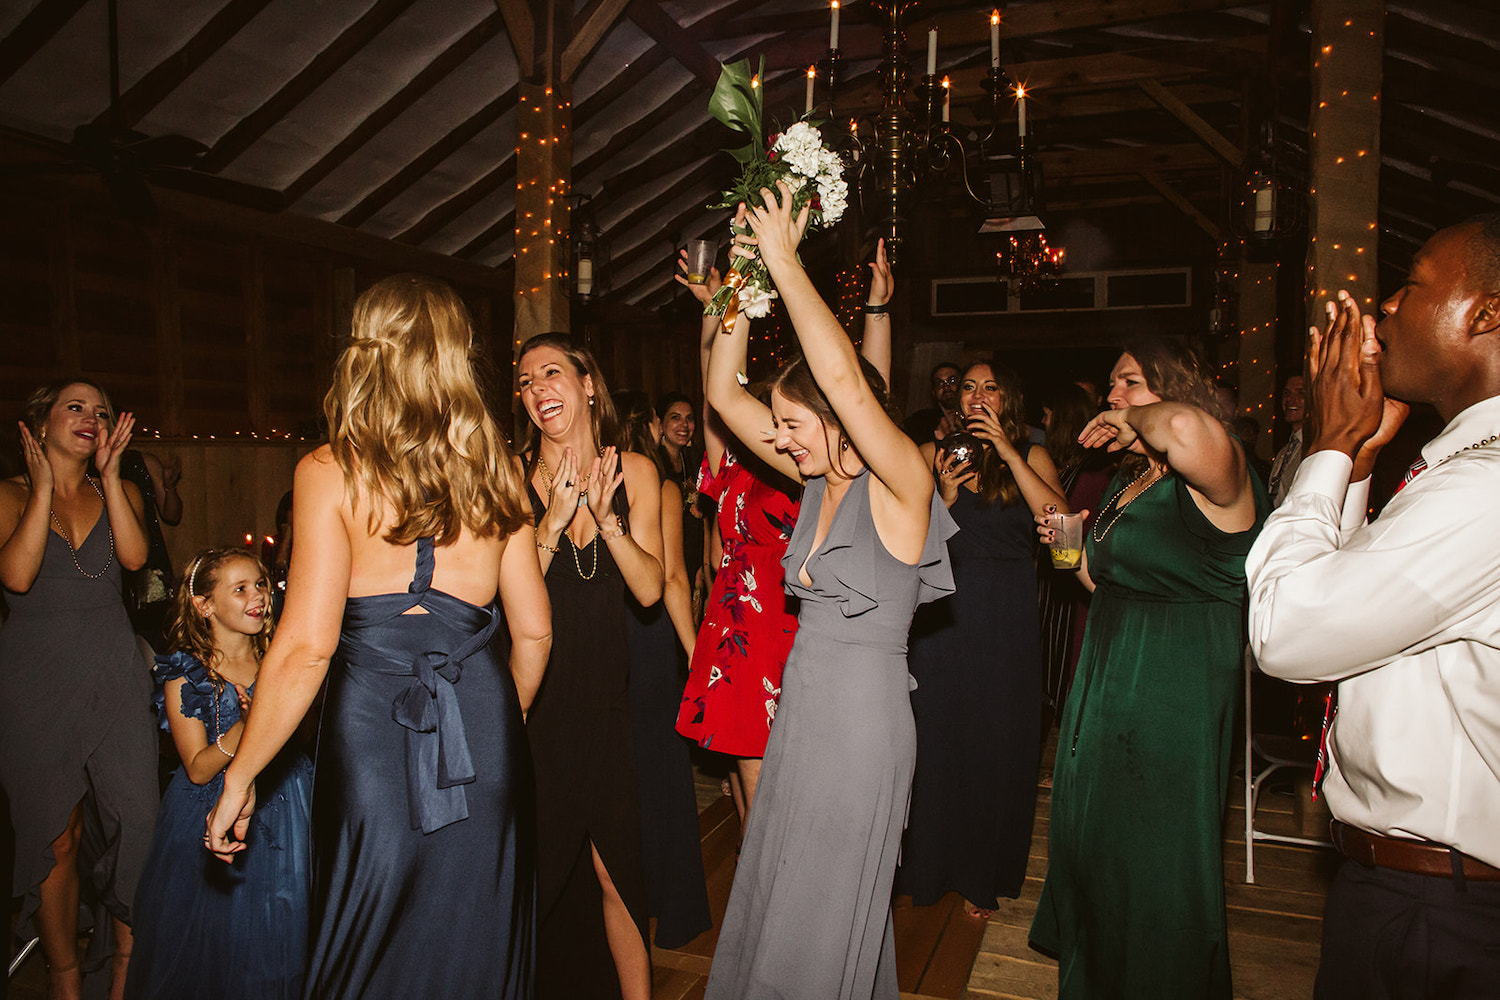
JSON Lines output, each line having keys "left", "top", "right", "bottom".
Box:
{"left": 1235, "top": 121, "right": 1304, "bottom": 258}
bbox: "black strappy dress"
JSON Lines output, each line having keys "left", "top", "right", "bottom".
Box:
{"left": 304, "top": 536, "right": 534, "bottom": 999}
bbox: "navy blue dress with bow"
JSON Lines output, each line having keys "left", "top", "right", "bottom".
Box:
{"left": 305, "top": 536, "right": 535, "bottom": 998}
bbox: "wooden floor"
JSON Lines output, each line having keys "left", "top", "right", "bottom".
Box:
{"left": 654, "top": 732, "right": 1340, "bottom": 1000}
{"left": 8, "top": 735, "right": 1338, "bottom": 1000}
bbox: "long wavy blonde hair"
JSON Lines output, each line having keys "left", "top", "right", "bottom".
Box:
{"left": 324, "top": 274, "right": 528, "bottom": 544}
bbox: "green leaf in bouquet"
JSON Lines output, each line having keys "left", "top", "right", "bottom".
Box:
{"left": 707, "top": 57, "right": 765, "bottom": 144}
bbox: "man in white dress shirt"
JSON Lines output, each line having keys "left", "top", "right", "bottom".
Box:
{"left": 1246, "top": 215, "right": 1500, "bottom": 998}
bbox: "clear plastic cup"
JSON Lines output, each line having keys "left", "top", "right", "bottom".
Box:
{"left": 1047, "top": 511, "right": 1084, "bottom": 569}
{"left": 685, "top": 239, "right": 717, "bottom": 284}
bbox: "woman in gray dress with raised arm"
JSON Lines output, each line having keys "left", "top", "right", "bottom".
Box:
{"left": 702, "top": 188, "right": 956, "bottom": 1000}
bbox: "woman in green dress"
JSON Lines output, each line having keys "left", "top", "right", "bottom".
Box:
{"left": 1030, "top": 340, "right": 1266, "bottom": 999}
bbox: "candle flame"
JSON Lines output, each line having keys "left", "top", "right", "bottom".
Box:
{"left": 991, "top": 9, "right": 1000, "bottom": 25}
{"left": 751, "top": 75, "right": 760, "bottom": 88}
{"left": 808, "top": 65, "right": 816, "bottom": 79}
{"left": 831, "top": 0, "right": 839, "bottom": 8}
{"left": 1015, "top": 84, "right": 1026, "bottom": 98}
{"left": 942, "top": 76, "right": 950, "bottom": 89}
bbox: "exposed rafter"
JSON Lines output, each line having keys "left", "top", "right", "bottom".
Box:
{"left": 97, "top": 0, "right": 274, "bottom": 129}
{"left": 626, "top": 0, "right": 723, "bottom": 87}
{"left": 337, "top": 85, "right": 519, "bottom": 228}
{"left": 198, "top": 0, "right": 419, "bottom": 173}
{"left": 560, "top": 0, "right": 632, "bottom": 82}
{"left": 282, "top": 11, "right": 506, "bottom": 205}
{"left": 494, "top": 0, "right": 534, "bottom": 78}
{"left": 0, "top": 0, "right": 90, "bottom": 90}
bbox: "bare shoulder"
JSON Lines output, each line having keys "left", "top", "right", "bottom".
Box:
{"left": 619, "top": 451, "right": 659, "bottom": 488}
{"left": 296, "top": 446, "right": 342, "bottom": 487}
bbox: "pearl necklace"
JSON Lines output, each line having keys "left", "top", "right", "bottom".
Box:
{"left": 50, "top": 478, "right": 113, "bottom": 580}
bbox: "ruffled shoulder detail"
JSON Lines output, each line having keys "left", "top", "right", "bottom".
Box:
{"left": 699, "top": 449, "right": 738, "bottom": 505}
{"left": 152, "top": 651, "right": 216, "bottom": 731}
{"left": 914, "top": 488, "right": 959, "bottom": 607}
{"left": 808, "top": 472, "right": 878, "bottom": 617}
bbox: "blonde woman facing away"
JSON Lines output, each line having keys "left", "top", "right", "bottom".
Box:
{"left": 208, "top": 274, "right": 552, "bottom": 999}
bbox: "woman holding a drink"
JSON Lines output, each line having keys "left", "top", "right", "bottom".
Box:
{"left": 899, "top": 360, "right": 1070, "bottom": 917}
{"left": 1030, "top": 340, "right": 1265, "bottom": 1000}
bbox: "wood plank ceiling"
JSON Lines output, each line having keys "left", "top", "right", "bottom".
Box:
{"left": 0, "top": 0, "right": 1495, "bottom": 313}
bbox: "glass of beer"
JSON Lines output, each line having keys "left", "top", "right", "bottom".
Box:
{"left": 685, "top": 239, "right": 717, "bottom": 284}
{"left": 1047, "top": 511, "right": 1084, "bottom": 569}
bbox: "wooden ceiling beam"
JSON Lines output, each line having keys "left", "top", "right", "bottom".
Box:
{"left": 598, "top": 158, "right": 721, "bottom": 248}
{"left": 98, "top": 0, "right": 274, "bottom": 129}
{"left": 607, "top": 199, "right": 720, "bottom": 291}
{"left": 198, "top": 0, "right": 419, "bottom": 173}
{"left": 625, "top": 0, "right": 722, "bottom": 88}
{"left": 338, "top": 84, "right": 518, "bottom": 228}
{"left": 396, "top": 155, "right": 516, "bottom": 246}
{"left": 1139, "top": 169, "right": 1223, "bottom": 241}
{"left": 456, "top": 209, "right": 515, "bottom": 260}
{"left": 282, "top": 11, "right": 505, "bottom": 205}
{"left": 573, "top": 46, "right": 670, "bottom": 127}
{"left": 1042, "top": 142, "right": 1219, "bottom": 177}
{"left": 1138, "top": 78, "right": 1241, "bottom": 165}
{"left": 831, "top": 40, "right": 1261, "bottom": 120}
{"left": 708, "top": 0, "right": 1251, "bottom": 44}
{"left": 494, "top": 0, "right": 534, "bottom": 78}
{"left": 560, "top": 0, "right": 631, "bottom": 82}
{"left": 596, "top": 119, "right": 723, "bottom": 199}
{"left": 0, "top": 0, "right": 89, "bottom": 89}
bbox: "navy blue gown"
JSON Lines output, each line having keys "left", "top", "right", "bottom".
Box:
{"left": 305, "top": 536, "right": 535, "bottom": 999}
{"left": 125, "top": 653, "right": 313, "bottom": 1000}
{"left": 899, "top": 486, "right": 1043, "bottom": 909}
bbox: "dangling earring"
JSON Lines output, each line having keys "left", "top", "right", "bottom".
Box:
{"left": 840, "top": 438, "right": 850, "bottom": 451}
{"left": 588, "top": 396, "right": 595, "bottom": 407}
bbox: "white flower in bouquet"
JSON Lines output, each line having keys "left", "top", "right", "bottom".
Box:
{"left": 738, "top": 282, "right": 779, "bottom": 319}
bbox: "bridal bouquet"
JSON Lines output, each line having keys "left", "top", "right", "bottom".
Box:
{"left": 704, "top": 58, "right": 848, "bottom": 330}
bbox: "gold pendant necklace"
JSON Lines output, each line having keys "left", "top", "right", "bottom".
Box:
{"left": 537, "top": 453, "right": 603, "bottom": 581}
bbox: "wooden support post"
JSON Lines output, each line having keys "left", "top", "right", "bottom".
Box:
{"left": 1236, "top": 260, "right": 1279, "bottom": 452}
{"left": 1305, "top": 0, "right": 1382, "bottom": 319}
{"left": 513, "top": 82, "right": 573, "bottom": 353}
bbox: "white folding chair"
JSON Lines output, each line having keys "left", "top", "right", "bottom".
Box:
{"left": 1243, "top": 649, "right": 1331, "bottom": 883}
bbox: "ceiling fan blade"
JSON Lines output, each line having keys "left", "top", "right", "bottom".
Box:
{"left": 127, "top": 133, "right": 209, "bottom": 167}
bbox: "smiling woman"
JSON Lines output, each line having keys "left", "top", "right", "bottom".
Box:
{"left": 516, "top": 332, "right": 663, "bottom": 1000}
{"left": 0, "top": 377, "right": 157, "bottom": 999}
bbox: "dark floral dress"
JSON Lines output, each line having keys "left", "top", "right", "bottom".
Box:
{"left": 675, "top": 450, "right": 800, "bottom": 758}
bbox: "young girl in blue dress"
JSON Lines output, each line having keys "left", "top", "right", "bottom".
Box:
{"left": 124, "top": 546, "right": 313, "bottom": 1000}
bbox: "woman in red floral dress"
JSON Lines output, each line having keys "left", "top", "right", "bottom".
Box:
{"left": 673, "top": 241, "right": 893, "bottom": 825}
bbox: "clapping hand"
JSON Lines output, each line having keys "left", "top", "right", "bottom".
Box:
{"left": 541, "top": 447, "right": 585, "bottom": 539}
{"left": 95, "top": 411, "right": 135, "bottom": 482}
{"left": 585, "top": 446, "right": 627, "bottom": 531}
{"left": 17, "top": 423, "right": 54, "bottom": 493}
{"left": 1307, "top": 290, "right": 1406, "bottom": 474}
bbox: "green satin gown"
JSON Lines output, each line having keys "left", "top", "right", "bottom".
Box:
{"left": 1031, "top": 469, "right": 1267, "bottom": 999}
